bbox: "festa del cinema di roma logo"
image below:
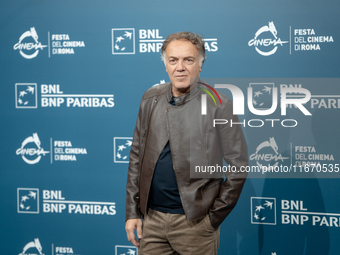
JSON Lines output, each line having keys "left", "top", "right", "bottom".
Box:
{"left": 16, "top": 133, "right": 88, "bottom": 164}
{"left": 249, "top": 137, "right": 289, "bottom": 170}
{"left": 248, "top": 21, "right": 288, "bottom": 56}
{"left": 16, "top": 133, "right": 49, "bottom": 165}
{"left": 14, "top": 27, "right": 47, "bottom": 59}
{"left": 19, "top": 238, "right": 45, "bottom": 255}
{"left": 18, "top": 238, "right": 80, "bottom": 255}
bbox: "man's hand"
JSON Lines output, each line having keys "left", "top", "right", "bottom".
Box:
{"left": 125, "top": 218, "right": 143, "bottom": 247}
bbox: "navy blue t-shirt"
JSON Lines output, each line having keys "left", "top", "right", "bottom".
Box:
{"left": 148, "top": 97, "right": 185, "bottom": 214}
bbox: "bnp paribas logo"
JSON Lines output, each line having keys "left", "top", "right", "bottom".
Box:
{"left": 115, "top": 245, "right": 137, "bottom": 255}
{"left": 112, "top": 28, "right": 135, "bottom": 54}
{"left": 113, "top": 137, "right": 133, "bottom": 163}
{"left": 15, "top": 83, "right": 37, "bottom": 109}
{"left": 198, "top": 81, "right": 222, "bottom": 115}
{"left": 251, "top": 197, "right": 276, "bottom": 225}
{"left": 17, "top": 188, "right": 39, "bottom": 214}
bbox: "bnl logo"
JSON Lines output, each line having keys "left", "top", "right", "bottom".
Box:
{"left": 200, "top": 83, "right": 312, "bottom": 116}
{"left": 15, "top": 83, "right": 37, "bottom": 108}
{"left": 17, "top": 188, "right": 39, "bottom": 214}
{"left": 114, "top": 137, "right": 132, "bottom": 163}
{"left": 112, "top": 28, "right": 135, "bottom": 54}
{"left": 115, "top": 245, "right": 137, "bottom": 255}
{"left": 251, "top": 197, "right": 276, "bottom": 225}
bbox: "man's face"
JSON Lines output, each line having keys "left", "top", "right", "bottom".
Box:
{"left": 164, "top": 40, "right": 202, "bottom": 97}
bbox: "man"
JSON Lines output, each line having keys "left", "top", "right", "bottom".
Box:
{"left": 126, "top": 31, "right": 248, "bottom": 254}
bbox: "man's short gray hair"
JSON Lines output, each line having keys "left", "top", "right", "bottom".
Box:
{"left": 161, "top": 31, "right": 206, "bottom": 66}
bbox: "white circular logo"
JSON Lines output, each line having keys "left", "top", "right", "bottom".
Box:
{"left": 248, "top": 22, "right": 288, "bottom": 56}
{"left": 249, "top": 137, "right": 288, "bottom": 170}
{"left": 16, "top": 133, "right": 49, "bottom": 164}
{"left": 13, "top": 27, "right": 47, "bottom": 59}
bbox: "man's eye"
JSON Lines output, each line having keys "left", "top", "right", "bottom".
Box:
{"left": 186, "top": 59, "right": 194, "bottom": 63}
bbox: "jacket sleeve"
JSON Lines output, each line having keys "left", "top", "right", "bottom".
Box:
{"left": 209, "top": 99, "right": 248, "bottom": 229}
{"left": 125, "top": 102, "right": 143, "bottom": 221}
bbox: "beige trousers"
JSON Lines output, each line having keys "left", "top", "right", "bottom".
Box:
{"left": 139, "top": 209, "right": 220, "bottom": 255}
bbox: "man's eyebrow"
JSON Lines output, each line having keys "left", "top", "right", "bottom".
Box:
{"left": 168, "top": 56, "right": 195, "bottom": 59}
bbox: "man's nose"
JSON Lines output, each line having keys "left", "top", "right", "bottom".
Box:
{"left": 176, "top": 60, "right": 185, "bottom": 71}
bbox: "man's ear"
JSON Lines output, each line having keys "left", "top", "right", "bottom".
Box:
{"left": 199, "top": 62, "right": 203, "bottom": 72}
{"left": 165, "top": 62, "right": 169, "bottom": 73}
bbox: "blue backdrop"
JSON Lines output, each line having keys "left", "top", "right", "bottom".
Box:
{"left": 1, "top": 1, "right": 339, "bottom": 254}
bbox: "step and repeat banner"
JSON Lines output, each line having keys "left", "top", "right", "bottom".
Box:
{"left": 1, "top": 0, "right": 339, "bottom": 254}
